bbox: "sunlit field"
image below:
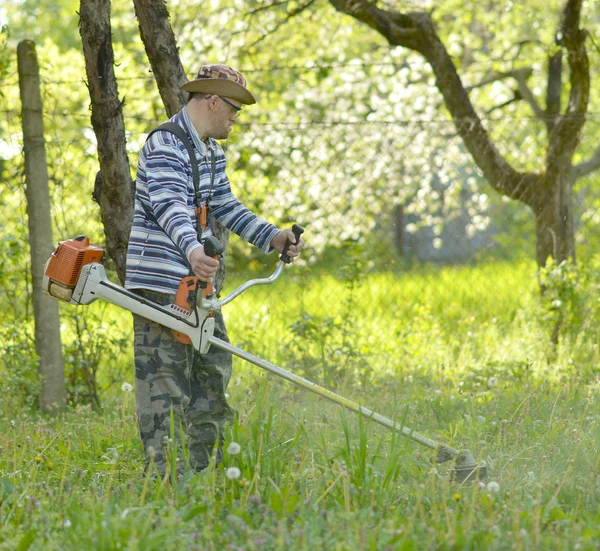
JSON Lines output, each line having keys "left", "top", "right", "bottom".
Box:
{"left": 2, "top": 259, "right": 600, "bottom": 550}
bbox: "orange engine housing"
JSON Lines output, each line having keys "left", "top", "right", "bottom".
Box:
{"left": 45, "top": 236, "right": 105, "bottom": 288}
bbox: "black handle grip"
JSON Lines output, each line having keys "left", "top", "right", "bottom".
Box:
{"left": 280, "top": 224, "right": 305, "bottom": 264}
{"left": 199, "top": 236, "right": 224, "bottom": 288}
{"left": 202, "top": 236, "right": 225, "bottom": 257}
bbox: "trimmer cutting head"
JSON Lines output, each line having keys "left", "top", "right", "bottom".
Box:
{"left": 451, "top": 450, "right": 487, "bottom": 483}
{"left": 436, "top": 446, "right": 487, "bottom": 483}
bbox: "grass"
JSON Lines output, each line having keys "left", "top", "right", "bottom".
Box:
{"left": 1, "top": 258, "right": 600, "bottom": 550}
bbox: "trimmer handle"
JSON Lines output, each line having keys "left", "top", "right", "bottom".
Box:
{"left": 280, "top": 224, "right": 305, "bottom": 264}
{"left": 202, "top": 236, "right": 225, "bottom": 257}
{"left": 199, "top": 236, "right": 224, "bottom": 289}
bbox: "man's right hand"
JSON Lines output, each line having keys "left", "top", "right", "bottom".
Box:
{"left": 189, "top": 245, "right": 219, "bottom": 282}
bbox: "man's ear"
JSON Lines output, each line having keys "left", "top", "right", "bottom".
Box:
{"left": 207, "top": 95, "right": 219, "bottom": 110}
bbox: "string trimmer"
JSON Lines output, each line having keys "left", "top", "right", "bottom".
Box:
{"left": 43, "top": 227, "right": 487, "bottom": 482}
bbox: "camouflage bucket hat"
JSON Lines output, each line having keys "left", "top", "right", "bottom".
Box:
{"left": 181, "top": 64, "right": 256, "bottom": 105}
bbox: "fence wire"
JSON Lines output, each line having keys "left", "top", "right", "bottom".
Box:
{"left": 1, "top": 72, "right": 600, "bottom": 384}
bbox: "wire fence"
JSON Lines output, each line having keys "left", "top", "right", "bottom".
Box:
{"left": 1, "top": 68, "right": 600, "bottom": 386}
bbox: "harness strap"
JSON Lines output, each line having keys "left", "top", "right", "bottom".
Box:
{"left": 139, "top": 122, "right": 215, "bottom": 272}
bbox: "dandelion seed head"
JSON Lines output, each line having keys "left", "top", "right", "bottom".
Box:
{"left": 227, "top": 442, "right": 241, "bottom": 455}
{"left": 487, "top": 481, "right": 500, "bottom": 493}
{"left": 226, "top": 467, "right": 241, "bottom": 480}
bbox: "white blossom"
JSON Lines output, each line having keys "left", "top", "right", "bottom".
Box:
{"left": 121, "top": 382, "right": 133, "bottom": 392}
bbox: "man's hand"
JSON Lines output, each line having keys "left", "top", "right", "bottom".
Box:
{"left": 270, "top": 227, "right": 305, "bottom": 262}
{"left": 189, "top": 245, "right": 219, "bottom": 282}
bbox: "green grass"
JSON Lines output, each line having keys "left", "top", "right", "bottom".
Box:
{"left": 2, "top": 259, "right": 600, "bottom": 550}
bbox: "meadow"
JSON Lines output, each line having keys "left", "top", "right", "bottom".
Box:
{"left": 1, "top": 258, "right": 600, "bottom": 550}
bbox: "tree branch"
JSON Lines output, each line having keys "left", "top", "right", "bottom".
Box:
{"left": 574, "top": 147, "right": 600, "bottom": 179}
{"left": 247, "top": 0, "right": 290, "bottom": 16}
{"left": 510, "top": 69, "right": 546, "bottom": 121}
{"left": 546, "top": 0, "right": 589, "bottom": 179}
{"left": 486, "top": 90, "right": 522, "bottom": 113}
{"left": 467, "top": 67, "right": 547, "bottom": 124}
{"left": 249, "top": 0, "right": 317, "bottom": 48}
{"left": 328, "top": 0, "right": 422, "bottom": 50}
{"left": 465, "top": 70, "right": 522, "bottom": 91}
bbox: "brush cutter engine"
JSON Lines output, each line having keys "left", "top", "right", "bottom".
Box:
{"left": 43, "top": 235, "right": 105, "bottom": 303}
{"left": 43, "top": 235, "right": 214, "bottom": 352}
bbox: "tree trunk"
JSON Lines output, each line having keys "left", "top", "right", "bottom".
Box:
{"left": 17, "top": 40, "right": 67, "bottom": 413}
{"left": 534, "top": 175, "right": 576, "bottom": 267}
{"left": 79, "top": 0, "right": 134, "bottom": 284}
{"left": 131, "top": 0, "right": 188, "bottom": 117}
{"left": 392, "top": 204, "right": 405, "bottom": 257}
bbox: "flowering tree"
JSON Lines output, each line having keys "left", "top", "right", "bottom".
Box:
{"left": 325, "top": 0, "right": 596, "bottom": 267}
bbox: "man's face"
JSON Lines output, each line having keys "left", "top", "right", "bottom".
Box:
{"left": 210, "top": 96, "right": 242, "bottom": 140}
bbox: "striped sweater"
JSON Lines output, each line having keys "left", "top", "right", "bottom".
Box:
{"left": 125, "top": 108, "right": 280, "bottom": 295}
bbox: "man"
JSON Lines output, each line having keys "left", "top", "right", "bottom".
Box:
{"left": 125, "top": 64, "right": 304, "bottom": 476}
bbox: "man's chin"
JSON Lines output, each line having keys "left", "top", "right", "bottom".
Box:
{"left": 213, "top": 130, "right": 231, "bottom": 140}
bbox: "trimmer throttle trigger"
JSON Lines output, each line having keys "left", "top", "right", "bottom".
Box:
{"left": 175, "top": 276, "right": 198, "bottom": 311}
{"left": 172, "top": 236, "right": 224, "bottom": 344}
{"left": 280, "top": 224, "right": 305, "bottom": 264}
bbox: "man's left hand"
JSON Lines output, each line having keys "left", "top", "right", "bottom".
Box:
{"left": 270, "top": 227, "right": 305, "bottom": 262}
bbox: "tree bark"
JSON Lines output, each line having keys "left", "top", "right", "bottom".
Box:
{"left": 328, "top": 0, "right": 591, "bottom": 269}
{"left": 79, "top": 0, "right": 134, "bottom": 283}
{"left": 535, "top": 0, "right": 588, "bottom": 266}
{"left": 131, "top": 0, "right": 188, "bottom": 117}
{"left": 17, "top": 40, "right": 67, "bottom": 413}
{"left": 133, "top": 0, "right": 229, "bottom": 293}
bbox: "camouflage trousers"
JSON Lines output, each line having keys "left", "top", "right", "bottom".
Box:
{"left": 132, "top": 289, "right": 233, "bottom": 475}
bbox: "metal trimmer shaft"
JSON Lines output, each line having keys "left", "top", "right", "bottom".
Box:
{"left": 209, "top": 336, "right": 460, "bottom": 462}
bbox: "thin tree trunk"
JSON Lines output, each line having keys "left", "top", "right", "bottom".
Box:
{"left": 17, "top": 40, "right": 67, "bottom": 413}
{"left": 392, "top": 204, "right": 405, "bottom": 257}
{"left": 79, "top": 0, "right": 134, "bottom": 283}
{"left": 131, "top": 0, "right": 188, "bottom": 117}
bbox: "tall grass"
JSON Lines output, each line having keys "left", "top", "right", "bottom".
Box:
{"left": 1, "top": 259, "right": 600, "bottom": 550}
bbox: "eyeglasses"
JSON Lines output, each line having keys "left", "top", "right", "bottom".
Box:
{"left": 219, "top": 96, "right": 242, "bottom": 113}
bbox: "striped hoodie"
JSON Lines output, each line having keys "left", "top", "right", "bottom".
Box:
{"left": 125, "top": 108, "right": 280, "bottom": 295}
